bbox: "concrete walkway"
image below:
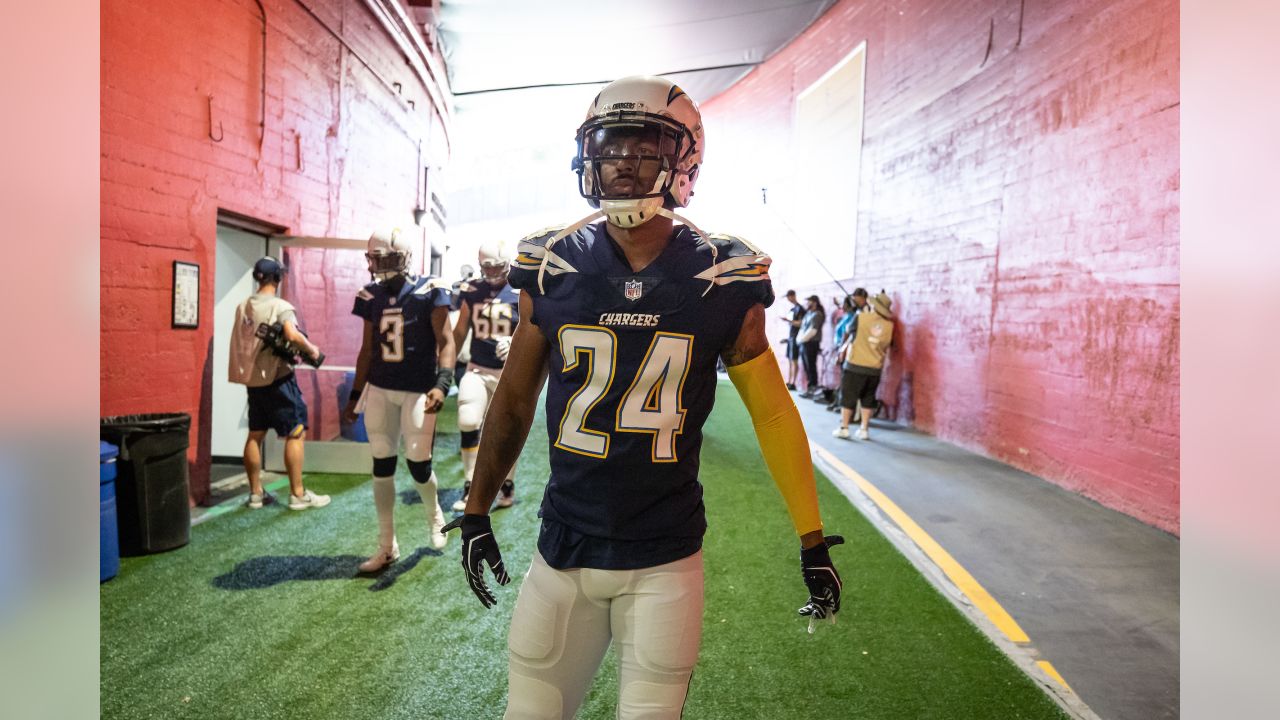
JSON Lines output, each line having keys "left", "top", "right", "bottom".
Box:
{"left": 794, "top": 394, "right": 1178, "bottom": 720}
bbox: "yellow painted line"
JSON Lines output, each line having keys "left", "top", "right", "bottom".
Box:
{"left": 812, "top": 444, "right": 1032, "bottom": 644}
{"left": 1037, "top": 660, "right": 1073, "bottom": 692}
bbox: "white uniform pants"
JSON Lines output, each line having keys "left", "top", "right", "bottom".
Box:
{"left": 505, "top": 551, "right": 704, "bottom": 720}
{"left": 457, "top": 366, "right": 502, "bottom": 433}
{"left": 361, "top": 384, "right": 437, "bottom": 462}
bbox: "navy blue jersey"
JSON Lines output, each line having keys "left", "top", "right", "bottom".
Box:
{"left": 457, "top": 280, "right": 520, "bottom": 370}
{"left": 509, "top": 221, "right": 773, "bottom": 570}
{"left": 352, "top": 276, "right": 452, "bottom": 393}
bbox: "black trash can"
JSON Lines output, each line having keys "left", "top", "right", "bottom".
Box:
{"left": 100, "top": 413, "right": 192, "bottom": 555}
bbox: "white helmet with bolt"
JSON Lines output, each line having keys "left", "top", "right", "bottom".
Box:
{"left": 572, "top": 75, "right": 705, "bottom": 228}
{"left": 477, "top": 239, "right": 511, "bottom": 286}
{"left": 366, "top": 228, "right": 413, "bottom": 281}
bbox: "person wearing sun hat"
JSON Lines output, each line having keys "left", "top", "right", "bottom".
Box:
{"left": 834, "top": 290, "right": 896, "bottom": 441}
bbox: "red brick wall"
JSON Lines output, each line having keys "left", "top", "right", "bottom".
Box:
{"left": 101, "top": 0, "right": 450, "bottom": 504}
{"left": 702, "top": 0, "right": 1179, "bottom": 532}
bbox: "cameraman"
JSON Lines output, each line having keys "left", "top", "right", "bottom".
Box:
{"left": 227, "top": 257, "right": 331, "bottom": 510}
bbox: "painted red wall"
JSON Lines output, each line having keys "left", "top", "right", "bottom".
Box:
{"left": 101, "top": 0, "right": 450, "bottom": 504}
{"left": 703, "top": 0, "right": 1179, "bottom": 532}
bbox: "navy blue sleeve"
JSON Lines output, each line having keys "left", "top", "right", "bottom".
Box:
{"left": 698, "top": 232, "right": 775, "bottom": 309}
{"left": 454, "top": 281, "right": 479, "bottom": 309}
{"left": 432, "top": 286, "right": 452, "bottom": 309}
{"left": 352, "top": 284, "right": 377, "bottom": 320}
{"left": 508, "top": 225, "right": 569, "bottom": 294}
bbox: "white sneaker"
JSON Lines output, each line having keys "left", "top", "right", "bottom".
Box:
{"left": 429, "top": 501, "right": 448, "bottom": 550}
{"left": 359, "top": 541, "right": 400, "bottom": 573}
{"left": 855, "top": 428, "right": 870, "bottom": 441}
{"left": 451, "top": 482, "right": 471, "bottom": 512}
{"left": 832, "top": 427, "right": 850, "bottom": 440}
{"left": 494, "top": 480, "right": 515, "bottom": 509}
{"left": 246, "top": 491, "right": 277, "bottom": 509}
{"left": 288, "top": 489, "right": 331, "bottom": 510}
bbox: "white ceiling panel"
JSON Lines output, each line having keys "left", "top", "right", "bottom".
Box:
{"left": 438, "top": 0, "right": 836, "bottom": 103}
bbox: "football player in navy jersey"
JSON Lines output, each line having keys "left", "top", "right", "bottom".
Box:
{"left": 442, "top": 76, "right": 843, "bottom": 718}
{"left": 342, "top": 228, "right": 456, "bottom": 573}
{"left": 450, "top": 240, "right": 521, "bottom": 512}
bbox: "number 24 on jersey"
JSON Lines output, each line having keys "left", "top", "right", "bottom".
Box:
{"left": 555, "top": 325, "right": 692, "bottom": 463}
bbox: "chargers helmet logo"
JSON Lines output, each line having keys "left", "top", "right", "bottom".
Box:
{"left": 624, "top": 279, "right": 643, "bottom": 301}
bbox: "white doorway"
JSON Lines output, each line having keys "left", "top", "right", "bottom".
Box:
{"left": 260, "top": 234, "right": 373, "bottom": 474}
{"left": 212, "top": 225, "right": 267, "bottom": 459}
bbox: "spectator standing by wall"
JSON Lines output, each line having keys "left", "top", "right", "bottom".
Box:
{"left": 779, "top": 289, "right": 805, "bottom": 390}
{"left": 797, "top": 295, "right": 825, "bottom": 399}
{"left": 834, "top": 291, "right": 895, "bottom": 441}
{"left": 827, "top": 290, "right": 866, "bottom": 410}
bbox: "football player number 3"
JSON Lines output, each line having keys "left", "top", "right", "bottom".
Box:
{"left": 379, "top": 314, "right": 405, "bottom": 362}
{"left": 556, "top": 326, "right": 692, "bottom": 462}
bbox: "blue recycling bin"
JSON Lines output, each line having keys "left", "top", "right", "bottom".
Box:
{"left": 100, "top": 441, "right": 121, "bottom": 582}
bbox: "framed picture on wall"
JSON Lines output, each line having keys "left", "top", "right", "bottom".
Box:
{"left": 172, "top": 261, "right": 200, "bottom": 328}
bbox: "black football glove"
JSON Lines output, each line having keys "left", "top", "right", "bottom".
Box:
{"left": 442, "top": 513, "right": 511, "bottom": 609}
{"left": 798, "top": 535, "right": 845, "bottom": 632}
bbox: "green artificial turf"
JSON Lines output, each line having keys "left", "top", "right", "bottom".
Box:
{"left": 102, "top": 388, "right": 1067, "bottom": 719}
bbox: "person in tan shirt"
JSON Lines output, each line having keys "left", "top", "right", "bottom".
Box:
{"left": 833, "top": 291, "right": 895, "bottom": 441}
{"left": 228, "top": 257, "right": 331, "bottom": 510}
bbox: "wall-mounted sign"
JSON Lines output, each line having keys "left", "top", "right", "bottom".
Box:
{"left": 172, "top": 261, "right": 200, "bottom": 328}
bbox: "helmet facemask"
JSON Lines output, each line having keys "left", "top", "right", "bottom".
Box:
{"left": 477, "top": 240, "right": 511, "bottom": 287}
{"left": 574, "top": 113, "right": 693, "bottom": 228}
{"left": 366, "top": 251, "right": 408, "bottom": 281}
{"left": 366, "top": 229, "right": 412, "bottom": 282}
{"left": 479, "top": 258, "right": 509, "bottom": 286}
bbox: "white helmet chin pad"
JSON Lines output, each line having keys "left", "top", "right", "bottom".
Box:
{"left": 600, "top": 197, "right": 664, "bottom": 229}
{"left": 600, "top": 169, "right": 669, "bottom": 228}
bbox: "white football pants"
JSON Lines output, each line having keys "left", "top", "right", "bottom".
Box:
{"left": 505, "top": 551, "right": 704, "bottom": 720}
{"left": 457, "top": 366, "right": 502, "bottom": 433}
{"left": 457, "top": 366, "right": 513, "bottom": 483}
{"left": 362, "top": 384, "right": 437, "bottom": 463}
{"left": 360, "top": 384, "right": 441, "bottom": 549}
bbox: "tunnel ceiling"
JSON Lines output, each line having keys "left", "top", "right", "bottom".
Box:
{"left": 437, "top": 0, "right": 836, "bottom": 106}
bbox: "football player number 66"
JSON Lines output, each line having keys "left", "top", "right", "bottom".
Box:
{"left": 472, "top": 302, "right": 513, "bottom": 341}
{"left": 555, "top": 325, "right": 692, "bottom": 462}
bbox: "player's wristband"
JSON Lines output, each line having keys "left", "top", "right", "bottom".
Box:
{"left": 434, "top": 366, "right": 455, "bottom": 394}
{"left": 349, "top": 387, "right": 362, "bottom": 402}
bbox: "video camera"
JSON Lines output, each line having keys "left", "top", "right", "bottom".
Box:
{"left": 255, "top": 322, "right": 325, "bottom": 369}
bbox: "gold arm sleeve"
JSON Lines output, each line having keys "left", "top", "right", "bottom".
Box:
{"left": 726, "top": 349, "right": 824, "bottom": 536}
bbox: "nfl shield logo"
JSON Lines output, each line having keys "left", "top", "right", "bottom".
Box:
{"left": 624, "top": 279, "right": 643, "bottom": 301}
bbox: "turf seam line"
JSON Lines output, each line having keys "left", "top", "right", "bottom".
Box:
{"left": 810, "top": 443, "right": 1103, "bottom": 720}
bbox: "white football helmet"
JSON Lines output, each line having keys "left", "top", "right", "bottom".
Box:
{"left": 477, "top": 240, "right": 511, "bottom": 286}
{"left": 572, "top": 75, "right": 705, "bottom": 228}
{"left": 366, "top": 228, "right": 413, "bottom": 281}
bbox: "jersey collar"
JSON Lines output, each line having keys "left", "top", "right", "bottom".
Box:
{"left": 593, "top": 222, "right": 694, "bottom": 277}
